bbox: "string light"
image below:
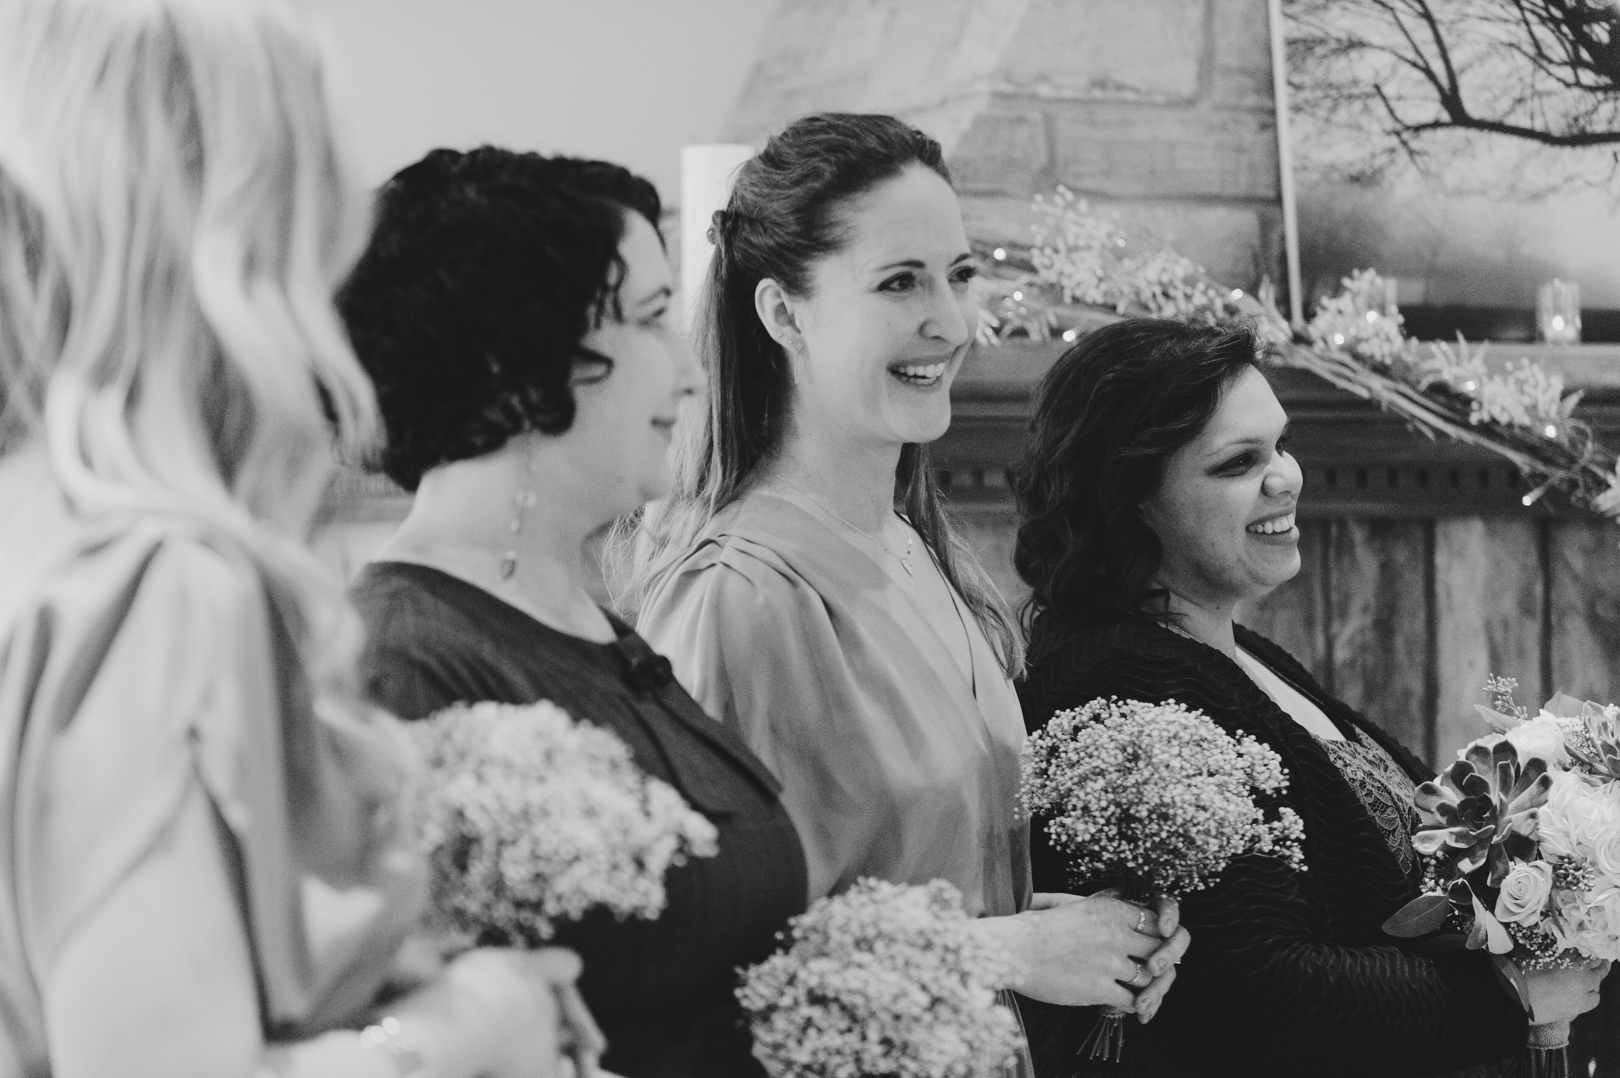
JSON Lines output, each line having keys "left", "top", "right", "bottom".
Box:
{"left": 1012, "top": 291, "right": 1023, "bottom": 301}
{"left": 992, "top": 248, "right": 1006, "bottom": 261}
{"left": 1365, "top": 310, "right": 1380, "bottom": 323}
{"left": 1545, "top": 424, "right": 1559, "bottom": 439}
{"left": 1333, "top": 333, "right": 1346, "bottom": 346}
{"left": 1523, "top": 482, "right": 1552, "bottom": 507}
{"left": 1230, "top": 289, "right": 1244, "bottom": 301}
{"left": 1062, "top": 329, "right": 1078, "bottom": 342}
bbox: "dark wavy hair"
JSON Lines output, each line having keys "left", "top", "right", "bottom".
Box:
{"left": 625, "top": 112, "right": 1020, "bottom": 672}
{"left": 1013, "top": 318, "right": 1265, "bottom": 627}
{"left": 337, "top": 146, "right": 661, "bottom": 490}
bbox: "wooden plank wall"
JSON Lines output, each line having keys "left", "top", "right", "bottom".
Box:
{"left": 1231, "top": 517, "right": 1620, "bottom": 769}
{"left": 953, "top": 505, "right": 1620, "bottom": 769}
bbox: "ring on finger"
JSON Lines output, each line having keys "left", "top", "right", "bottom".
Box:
{"left": 1135, "top": 908, "right": 1149, "bottom": 934}
{"left": 1130, "top": 957, "right": 1151, "bottom": 987}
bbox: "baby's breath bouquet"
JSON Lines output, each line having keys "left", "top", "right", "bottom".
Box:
{"left": 410, "top": 700, "right": 718, "bottom": 947}
{"left": 737, "top": 878, "right": 1025, "bottom": 1078}
{"left": 1020, "top": 697, "right": 1306, "bottom": 1059}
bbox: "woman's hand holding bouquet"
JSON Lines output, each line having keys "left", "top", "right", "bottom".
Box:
{"left": 1020, "top": 697, "right": 1307, "bottom": 1060}
{"left": 987, "top": 890, "right": 1184, "bottom": 1018}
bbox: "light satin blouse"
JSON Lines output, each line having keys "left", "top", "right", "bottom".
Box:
{"left": 0, "top": 456, "right": 424, "bottom": 1077}
{"left": 639, "top": 486, "right": 1031, "bottom": 917}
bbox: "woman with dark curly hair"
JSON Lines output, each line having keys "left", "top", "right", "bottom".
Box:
{"left": 1012, "top": 318, "right": 1605, "bottom": 1077}
{"left": 337, "top": 146, "right": 807, "bottom": 1078}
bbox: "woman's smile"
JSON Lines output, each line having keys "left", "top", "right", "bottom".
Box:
{"left": 888, "top": 353, "right": 955, "bottom": 389}
{"left": 1246, "top": 509, "right": 1297, "bottom": 542}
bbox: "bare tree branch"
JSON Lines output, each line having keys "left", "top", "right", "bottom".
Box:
{"left": 1285, "top": 0, "right": 1620, "bottom": 191}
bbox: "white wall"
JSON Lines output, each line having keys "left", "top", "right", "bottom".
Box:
{"left": 307, "top": 0, "right": 774, "bottom": 200}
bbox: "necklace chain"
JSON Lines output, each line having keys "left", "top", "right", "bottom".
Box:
{"left": 777, "top": 478, "right": 915, "bottom": 576}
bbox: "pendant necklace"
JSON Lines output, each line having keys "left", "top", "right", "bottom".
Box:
{"left": 779, "top": 478, "right": 915, "bottom": 576}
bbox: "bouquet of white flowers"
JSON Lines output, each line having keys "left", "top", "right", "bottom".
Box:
{"left": 1020, "top": 697, "right": 1307, "bottom": 897}
{"left": 736, "top": 878, "right": 1024, "bottom": 1078}
{"left": 410, "top": 700, "right": 718, "bottom": 947}
{"left": 1020, "top": 697, "right": 1307, "bottom": 1058}
{"left": 1384, "top": 678, "right": 1620, "bottom": 1077}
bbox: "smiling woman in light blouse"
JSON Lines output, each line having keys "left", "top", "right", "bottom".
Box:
{"left": 626, "top": 115, "right": 1191, "bottom": 1072}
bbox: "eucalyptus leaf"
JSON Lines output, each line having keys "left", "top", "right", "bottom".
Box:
{"left": 1543, "top": 692, "right": 1586, "bottom": 719}
{"left": 1382, "top": 893, "right": 1451, "bottom": 937}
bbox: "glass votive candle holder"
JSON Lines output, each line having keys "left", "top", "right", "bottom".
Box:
{"left": 1538, "top": 278, "right": 1581, "bottom": 344}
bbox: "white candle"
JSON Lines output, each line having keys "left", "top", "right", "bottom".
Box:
{"left": 679, "top": 143, "right": 754, "bottom": 334}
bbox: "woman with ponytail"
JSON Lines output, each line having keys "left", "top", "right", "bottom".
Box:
{"left": 627, "top": 113, "right": 1190, "bottom": 1051}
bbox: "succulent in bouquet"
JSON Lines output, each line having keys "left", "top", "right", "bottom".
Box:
{"left": 1383, "top": 677, "right": 1620, "bottom": 1077}
{"left": 736, "top": 878, "right": 1025, "bottom": 1078}
{"left": 1019, "top": 697, "right": 1307, "bottom": 1060}
{"left": 409, "top": 699, "right": 719, "bottom": 948}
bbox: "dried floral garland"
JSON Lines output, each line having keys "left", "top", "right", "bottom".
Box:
{"left": 974, "top": 189, "right": 1620, "bottom": 519}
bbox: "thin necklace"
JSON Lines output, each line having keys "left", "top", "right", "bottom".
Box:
{"left": 777, "top": 477, "right": 915, "bottom": 576}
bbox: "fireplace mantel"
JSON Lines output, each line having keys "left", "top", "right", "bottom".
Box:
{"left": 934, "top": 341, "right": 1620, "bottom": 519}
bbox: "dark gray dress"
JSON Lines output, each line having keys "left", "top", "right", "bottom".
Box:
{"left": 352, "top": 561, "right": 808, "bottom": 1078}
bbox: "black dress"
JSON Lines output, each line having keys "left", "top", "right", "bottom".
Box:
{"left": 352, "top": 562, "right": 808, "bottom": 1078}
{"left": 1016, "top": 613, "right": 1527, "bottom": 1078}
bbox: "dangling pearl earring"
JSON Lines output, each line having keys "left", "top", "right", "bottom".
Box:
{"left": 785, "top": 337, "right": 807, "bottom": 385}
{"left": 499, "top": 444, "right": 539, "bottom": 581}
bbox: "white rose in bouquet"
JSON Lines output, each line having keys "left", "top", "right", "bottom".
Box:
{"left": 1537, "top": 770, "right": 1591, "bottom": 861}
{"left": 1590, "top": 817, "right": 1620, "bottom": 882}
{"left": 1494, "top": 861, "right": 1554, "bottom": 925}
{"left": 1505, "top": 716, "right": 1571, "bottom": 769}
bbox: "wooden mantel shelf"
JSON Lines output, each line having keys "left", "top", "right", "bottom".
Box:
{"left": 935, "top": 340, "right": 1620, "bottom": 519}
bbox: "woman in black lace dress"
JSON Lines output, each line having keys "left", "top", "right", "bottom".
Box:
{"left": 1010, "top": 319, "right": 1606, "bottom": 1078}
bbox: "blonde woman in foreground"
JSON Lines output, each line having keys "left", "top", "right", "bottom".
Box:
{"left": 0, "top": 2, "right": 590, "bottom": 1076}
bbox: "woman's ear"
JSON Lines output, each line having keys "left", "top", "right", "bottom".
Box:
{"left": 754, "top": 277, "right": 802, "bottom": 353}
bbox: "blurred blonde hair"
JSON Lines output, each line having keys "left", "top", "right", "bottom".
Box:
{"left": 0, "top": 0, "right": 380, "bottom": 690}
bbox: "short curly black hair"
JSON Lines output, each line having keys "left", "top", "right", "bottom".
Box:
{"left": 1013, "top": 318, "right": 1266, "bottom": 626}
{"left": 338, "top": 146, "right": 662, "bottom": 490}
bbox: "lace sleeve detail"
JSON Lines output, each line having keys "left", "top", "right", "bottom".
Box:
{"left": 1318, "top": 733, "right": 1422, "bottom": 881}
